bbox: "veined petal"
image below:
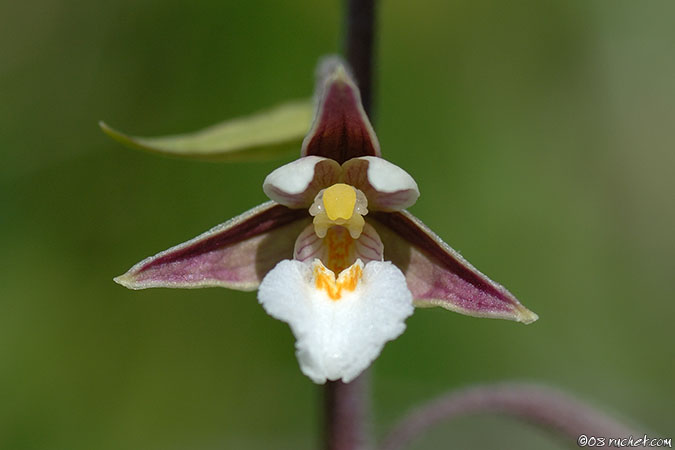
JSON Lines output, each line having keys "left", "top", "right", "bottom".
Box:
{"left": 370, "top": 211, "right": 538, "bottom": 324}
{"left": 263, "top": 156, "right": 340, "bottom": 208}
{"left": 301, "top": 57, "right": 381, "bottom": 163}
{"left": 342, "top": 156, "right": 420, "bottom": 211}
{"left": 115, "top": 201, "right": 310, "bottom": 291}
{"left": 293, "top": 223, "right": 384, "bottom": 272}
{"left": 258, "top": 259, "right": 413, "bottom": 384}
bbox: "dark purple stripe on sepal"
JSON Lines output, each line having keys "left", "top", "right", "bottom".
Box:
{"left": 115, "top": 201, "right": 309, "bottom": 291}
{"left": 370, "top": 211, "right": 538, "bottom": 323}
{"left": 302, "top": 63, "right": 381, "bottom": 163}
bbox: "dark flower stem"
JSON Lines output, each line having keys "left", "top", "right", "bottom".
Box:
{"left": 344, "top": 0, "right": 376, "bottom": 116}
{"left": 323, "top": 373, "right": 371, "bottom": 450}
{"left": 322, "top": 1, "right": 377, "bottom": 450}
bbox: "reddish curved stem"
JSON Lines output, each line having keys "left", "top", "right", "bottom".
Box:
{"left": 379, "top": 383, "right": 645, "bottom": 450}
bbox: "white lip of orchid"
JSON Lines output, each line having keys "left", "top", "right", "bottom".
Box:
{"left": 309, "top": 183, "right": 369, "bottom": 239}
{"left": 258, "top": 257, "right": 414, "bottom": 383}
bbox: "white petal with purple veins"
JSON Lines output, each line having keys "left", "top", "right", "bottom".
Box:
{"left": 342, "top": 157, "right": 420, "bottom": 211}
{"left": 263, "top": 156, "right": 341, "bottom": 208}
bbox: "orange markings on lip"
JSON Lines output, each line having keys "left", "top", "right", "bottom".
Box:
{"left": 314, "top": 262, "right": 363, "bottom": 301}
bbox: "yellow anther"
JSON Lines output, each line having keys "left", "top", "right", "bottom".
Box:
{"left": 323, "top": 183, "right": 356, "bottom": 221}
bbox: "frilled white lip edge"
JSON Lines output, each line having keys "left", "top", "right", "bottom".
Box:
{"left": 258, "top": 258, "right": 414, "bottom": 384}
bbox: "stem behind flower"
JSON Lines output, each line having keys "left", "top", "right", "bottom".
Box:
{"left": 323, "top": 374, "right": 372, "bottom": 450}
{"left": 343, "top": 0, "right": 376, "bottom": 115}
{"left": 323, "top": 1, "right": 378, "bottom": 450}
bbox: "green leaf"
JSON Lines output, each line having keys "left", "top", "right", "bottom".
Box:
{"left": 99, "top": 99, "right": 313, "bottom": 162}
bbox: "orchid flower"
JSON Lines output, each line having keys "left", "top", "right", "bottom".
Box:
{"left": 114, "top": 58, "right": 537, "bottom": 384}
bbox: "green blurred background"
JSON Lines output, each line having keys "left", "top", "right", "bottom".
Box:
{"left": 1, "top": 0, "right": 673, "bottom": 448}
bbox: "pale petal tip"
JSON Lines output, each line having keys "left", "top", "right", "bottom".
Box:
{"left": 113, "top": 272, "right": 141, "bottom": 290}
{"left": 516, "top": 306, "right": 539, "bottom": 325}
{"left": 412, "top": 298, "right": 539, "bottom": 324}
{"left": 316, "top": 55, "right": 353, "bottom": 88}
{"left": 329, "top": 63, "right": 350, "bottom": 85}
